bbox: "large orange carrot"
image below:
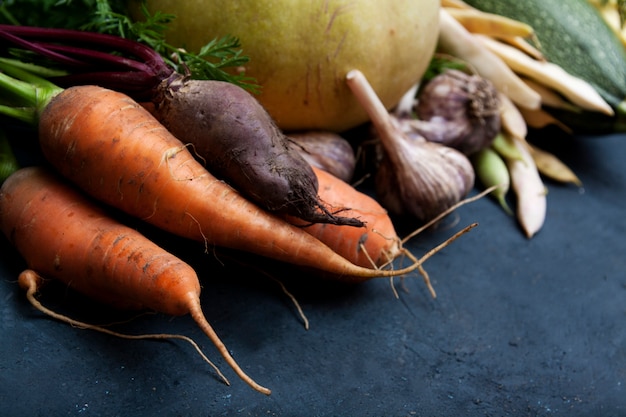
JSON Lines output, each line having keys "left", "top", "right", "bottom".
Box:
{"left": 37, "top": 85, "right": 418, "bottom": 281}
{"left": 0, "top": 166, "right": 270, "bottom": 395}
{"left": 290, "top": 166, "right": 456, "bottom": 298}
{"left": 290, "top": 166, "right": 402, "bottom": 269}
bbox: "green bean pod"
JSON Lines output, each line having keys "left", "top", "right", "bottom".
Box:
{"left": 471, "top": 146, "right": 513, "bottom": 215}
{"left": 490, "top": 132, "right": 523, "bottom": 162}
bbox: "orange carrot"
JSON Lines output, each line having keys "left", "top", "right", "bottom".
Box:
{"left": 292, "top": 166, "right": 480, "bottom": 298}
{"left": 37, "top": 85, "right": 419, "bottom": 281}
{"left": 0, "top": 166, "right": 270, "bottom": 394}
{"left": 289, "top": 166, "right": 402, "bottom": 270}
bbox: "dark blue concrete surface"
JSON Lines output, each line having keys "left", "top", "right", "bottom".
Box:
{"left": 1, "top": 128, "right": 625, "bottom": 416}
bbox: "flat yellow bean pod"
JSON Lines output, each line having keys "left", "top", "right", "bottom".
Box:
{"left": 441, "top": 0, "right": 472, "bottom": 9}
{"left": 517, "top": 107, "right": 573, "bottom": 133}
{"left": 527, "top": 143, "right": 582, "bottom": 187}
{"left": 438, "top": 9, "right": 541, "bottom": 110}
{"left": 446, "top": 8, "right": 534, "bottom": 38}
{"left": 478, "top": 35, "right": 615, "bottom": 115}
{"left": 505, "top": 138, "right": 547, "bottom": 239}
{"left": 498, "top": 92, "right": 528, "bottom": 140}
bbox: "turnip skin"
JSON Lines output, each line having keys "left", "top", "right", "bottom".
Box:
{"left": 134, "top": 0, "right": 441, "bottom": 132}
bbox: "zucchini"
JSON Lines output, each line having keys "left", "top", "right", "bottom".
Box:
{"left": 464, "top": 0, "right": 626, "bottom": 133}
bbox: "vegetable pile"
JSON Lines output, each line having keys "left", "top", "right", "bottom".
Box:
{"left": 433, "top": 0, "right": 626, "bottom": 237}
{"left": 0, "top": 0, "right": 624, "bottom": 394}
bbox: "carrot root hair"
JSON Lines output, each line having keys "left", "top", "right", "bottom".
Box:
{"left": 401, "top": 186, "right": 497, "bottom": 245}
{"left": 185, "top": 296, "right": 272, "bottom": 395}
{"left": 185, "top": 211, "right": 210, "bottom": 254}
{"left": 161, "top": 144, "right": 210, "bottom": 182}
{"left": 272, "top": 278, "right": 310, "bottom": 330}
{"left": 390, "top": 223, "right": 477, "bottom": 299}
{"left": 17, "top": 269, "right": 231, "bottom": 387}
{"left": 390, "top": 248, "right": 436, "bottom": 299}
{"left": 376, "top": 187, "right": 495, "bottom": 299}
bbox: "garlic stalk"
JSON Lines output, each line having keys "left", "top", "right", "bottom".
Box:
{"left": 346, "top": 69, "right": 475, "bottom": 223}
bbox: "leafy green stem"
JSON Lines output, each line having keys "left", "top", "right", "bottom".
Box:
{"left": 0, "top": 130, "right": 21, "bottom": 183}
{"left": 0, "top": 58, "right": 64, "bottom": 124}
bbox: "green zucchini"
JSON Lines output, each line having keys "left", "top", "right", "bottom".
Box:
{"left": 464, "top": 0, "right": 626, "bottom": 133}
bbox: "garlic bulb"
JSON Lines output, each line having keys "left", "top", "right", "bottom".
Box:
{"left": 346, "top": 69, "right": 475, "bottom": 223}
{"left": 403, "top": 69, "right": 501, "bottom": 155}
{"left": 375, "top": 134, "right": 475, "bottom": 221}
{"left": 287, "top": 131, "right": 356, "bottom": 182}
